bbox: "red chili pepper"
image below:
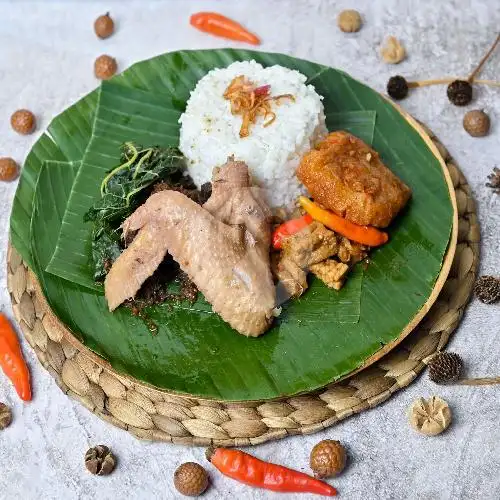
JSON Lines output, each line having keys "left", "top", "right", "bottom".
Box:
{"left": 190, "top": 12, "right": 260, "bottom": 45}
{"left": 254, "top": 84, "right": 271, "bottom": 96}
{"left": 272, "top": 214, "right": 314, "bottom": 249}
{"left": 0, "top": 313, "right": 32, "bottom": 401}
{"left": 207, "top": 447, "right": 337, "bottom": 496}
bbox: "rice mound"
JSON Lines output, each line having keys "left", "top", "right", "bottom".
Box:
{"left": 179, "top": 61, "right": 326, "bottom": 208}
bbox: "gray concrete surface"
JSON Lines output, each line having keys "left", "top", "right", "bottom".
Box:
{"left": 0, "top": 1, "right": 499, "bottom": 499}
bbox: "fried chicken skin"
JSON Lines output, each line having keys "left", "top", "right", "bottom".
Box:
{"left": 297, "top": 131, "right": 411, "bottom": 228}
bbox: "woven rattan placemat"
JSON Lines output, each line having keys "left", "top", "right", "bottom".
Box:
{"left": 6, "top": 128, "right": 479, "bottom": 447}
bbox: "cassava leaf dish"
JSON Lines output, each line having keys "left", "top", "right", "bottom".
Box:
{"left": 10, "top": 49, "right": 455, "bottom": 401}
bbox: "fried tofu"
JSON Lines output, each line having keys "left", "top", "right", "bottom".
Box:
{"left": 297, "top": 131, "right": 411, "bottom": 228}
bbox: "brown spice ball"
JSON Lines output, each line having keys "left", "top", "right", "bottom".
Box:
{"left": 337, "top": 10, "right": 362, "bottom": 33}
{"left": 310, "top": 439, "right": 347, "bottom": 479}
{"left": 447, "top": 80, "right": 473, "bottom": 106}
{"left": 174, "top": 462, "right": 209, "bottom": 497}
{"left": 0, "top": 157, "right": 19, "bottom": 182}
{"left": 94, "top": 12, "right": 115, "bottom": 39}
{"left": 463, "top": 110, "right": 490, "bottom": 137}
{"left": 94, "top": 55, "right": 118, "bottom": 80}
{"left": 10, "top": 109, "right": 36, "bottom": 135}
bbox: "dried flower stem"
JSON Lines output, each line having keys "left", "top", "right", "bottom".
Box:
{"left": 468, "top": 32, "right": 500, "bottom": 83}
{"left": 409, "top": 78, "right": 500, "bottom": 88}
{"left": 456, "top": 377, "right": 500, "bottom": 386}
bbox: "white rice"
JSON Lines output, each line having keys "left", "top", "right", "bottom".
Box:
{"left": 179, "top": 61, "right": 326, "bottom": 208}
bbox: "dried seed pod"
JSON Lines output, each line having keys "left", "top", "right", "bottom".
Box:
{"left": 387, "top": 75, "right": 409, "bottom": 100}
{"left": 94, "top": 12, "right": 115, "bottom": 39}
{"left": 409, "top": 396, "right": 451, "bottom": 436}
{"left": 174, "top": 462, "right": 209, "bottom": 497}
{"left": 85, "top": 445, "right": 116, "bottom": 475}
{"left": 0, "top": 157, "right": 20, "bottom": 182}
{"left": 428, "top": 352, "right": 463, "bottom": 383}
{"left": 463, "top": 110, "right": 490, "bottom": 137}
{"left": 0, "top": 403, "right": 12, "bottom": 430}
{"left": 447, "top": 80, "right": 473, "bottom": 106}
{"left": 337, "top": 10, "right": 362, "bottom": 33}
{"left": 310, "top": 439, "right": 347, "bottom": 478}
{"left": 10, "top": 109, "right": 36, "bottom": 135}
{"left": 486, "top": 167, "right": 500, "bottom": 194}
{"left": 381, "top": 36, "right": 406, "bottom": 64}
{"left": 94, "top": 55, "right": 117, "bottom": 80}
{"left": 474, "top": 275, "right": 500, "bottom": 304}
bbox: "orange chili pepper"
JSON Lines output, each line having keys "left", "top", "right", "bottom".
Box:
{"left": 0, "top": 313, "right": 32, "bottom": 401}
{"left": 272, "top": 214, "right": 314, "bottom": 249}
{"left": 299, "top": 196, "right": 389, "bottom": 247}
{"left": 190, "top": 12, "right": 260, "bottom": 45}
{"left": 207, "top": 447, "right": 337, "bottom": 496}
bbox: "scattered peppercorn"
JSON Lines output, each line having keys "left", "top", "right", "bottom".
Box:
{"left": 337, "top": 10, "right": 362, "bottom": 33}
{"left": 447, "top": 80, "right": 473, "bottom": 106}
{"left": 428, "top": 352, "right": 463, "bottom": 384}
{"left": 463, "top": 109, "right": 490, "bottom": 137}
{"left": 174, "top": 462, "right": 209, "bottom": 497}
{"left": 85, "top": 445, "right": 116, "bottom": 475}
{"left": 310, "top": 439, "right": 347, "bottom": 479}
{"left": 0, "top": 403, "right": 12, "bottom": 430}
{"left": 474, "top": 275, "right": 500, "bottom": 304}
{"left": 10, "top": 109, "right": 36, "bottom": 135}
{"left": 94, "top": 12, "right": 115, "bottom": 39}
{"left": 0, "top": 158, "right": 20, "bottom": 182}
{"left": 381, "top": 36, "right": 406, "bottom": 64}
{"left": 94, "top": 55, "right": 117, "bottom": 80}
{"left": 486, "top": 167, "right": 500, "bottom": 194}
{"left": 387, "top": 75, "right": 409, "bottom": 100}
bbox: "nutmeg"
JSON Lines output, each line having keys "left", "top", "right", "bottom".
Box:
{"left": 11, "top": 109, "right": 36, "bottom": 135}
{"left": 310, "top": 439, "right": 347, "bottom": 478}
{"left": 94, "top": 55, "right": 118, "bottom": 80}
{"left": 94, "top": 12, "right": 115, "bottom": 39}
{"left": 337, "top": 10, "right": 362, "bottom": 33}
{"left": 463, "top": 110, "right": 490, "bottom": 137}
{"left": 0, "top": 158, "right": 19, "bottom": 182}
{"left": 174, "top": 462, "right": 209, "bottom": 497}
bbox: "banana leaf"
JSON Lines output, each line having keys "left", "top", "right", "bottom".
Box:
{"left": 12, "top": 49, "right": 454, "bottom": 401}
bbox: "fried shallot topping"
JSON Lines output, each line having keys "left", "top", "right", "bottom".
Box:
{"left": 223, "top": 75, "right": 295, "bottom": 138}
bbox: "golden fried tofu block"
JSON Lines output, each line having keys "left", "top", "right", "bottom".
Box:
{"left": 310, "top": 260, "right": 349, "bottom": 289}
{"left": 297, "top": 131, "right": 411, "bottom": 228}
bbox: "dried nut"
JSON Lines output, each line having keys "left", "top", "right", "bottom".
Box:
{"left": 428, "top": 352, "right": 463, "bottom": 383}
{"left": 94, "top": 12, "right": 115, "bottom": 39}
{"left": 85, "top": 445, "right": 116, "bottom": 475}
{"left": 381, "top": 36, "right": 406, "bottom": 64}
{"left": 463, "top": 110, "right": 490, "bottom": 137}
{"left": 11, "top": 109, "right": 36, "bottom": 135}
{"left": 387, "top": 75, "right": 409, "bottom": 100}
{"left": 447, "top": 80, "right": 473, "bottom": 106}
{"left": 0, "top": 403, "right": 13, "bottom": 430}
{"left": 94, "top": 55, "right": 118, "bottom": 80}
{"left": 474, "top": 275, "right": 500, "bottom": 304}
{"left": 409, "top": 396, "right": 451, "bottom": 436}
{"left": 486, "top": 167, "right": 500, "bottom": 194}
{"left": 174, "top": 462, "right": 209, "bottom": 497}
{"left": 310, "top": 439, "right": 347, "bottom": 478}
{"left": 0, "top": 157, "right": 20, "bottom": 182}
{"left": 337, "top": 10, "right": 362, "bottom": 33}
